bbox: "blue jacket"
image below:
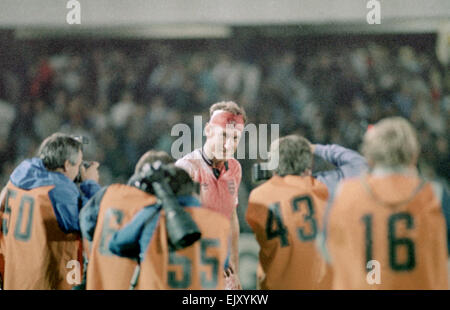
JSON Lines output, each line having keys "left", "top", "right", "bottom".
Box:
{"left": 313, "top": 144, "right": 368, "bottom": 199}
{"left": 109, "top": 195, "right": 232, "bottom": 270}
{"left": 79, "top": 186, "right": 108, "bottom": 243}
{"left": 108, "top": 196, "right": 201, "bottom": 262}
{"left": 9, "top": 157, "right": 101, "bottom": 233}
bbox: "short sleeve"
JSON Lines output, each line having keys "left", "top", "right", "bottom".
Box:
{"left": 175, "top": 158, "right": 198, "bottom": 182}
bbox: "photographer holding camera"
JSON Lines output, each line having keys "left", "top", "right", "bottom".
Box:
{"left": 246, "top": 135, "right": 367, "bottom": 289}
{"left": 0, "top": 132, "right": 100, "bottom": 289}
{"left": 79, "top": 150, "right": 173, "bottom": 290}
{"left": 108, "top": 164, "right": 231, "bottom": 290}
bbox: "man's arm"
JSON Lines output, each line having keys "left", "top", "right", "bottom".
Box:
{"left": 79, "top": 180, "right": 101, "bottom": 204}
{"left": 224, "top": 208, "right": 242, "bottom": 290}
{"left": 79, "top": 161, "right": 101, "bottom": 205}
{"left": 79, "top": 186, "right": 108, "bottom": 242}
{"left": 229, "top": 162, "right": 242, "bottom": 280}
{"left": 230, "top": 208, "right": 240, "bottom": 273}
{"left": 313, "top": 144, "right": 368, "bottom": 197}
{"left": 109, "top": 204, "right": 161, "bottom": 261}
{"left": 256, "top": 262, "right": 265, "bottom": 290}
{"left": 175, "top": 159, "right": 198, "bottom": 182}
{"left": 48, "top": 181, "right": 95, "bottom": 234}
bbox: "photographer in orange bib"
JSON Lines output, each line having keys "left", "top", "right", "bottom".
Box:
{"left": 322, "top": 117, "right": 450, "bottom": 289}
{"left": 0, "top": 133, "right": 100, "bottom": 289}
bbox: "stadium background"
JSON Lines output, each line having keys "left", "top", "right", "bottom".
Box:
{"left": 0, "top": 0, "right": 448, "bottom": 289}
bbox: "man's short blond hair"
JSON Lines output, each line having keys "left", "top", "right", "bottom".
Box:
{"left": 362, "top": 117, "right": 420, "bottom": 167}
{"left": 209, "top": 101, "right": 247, "bottom": 124}
{"left": 270, "top": 135, "right": 312, "bottom": 176}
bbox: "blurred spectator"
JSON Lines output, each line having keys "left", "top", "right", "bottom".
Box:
{"left": 0, "top": 98, "right": 16, "bottom": 139}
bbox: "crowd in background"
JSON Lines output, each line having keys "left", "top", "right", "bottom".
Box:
{"left": 0, "top": 37, "right": 448, "bottom": 231}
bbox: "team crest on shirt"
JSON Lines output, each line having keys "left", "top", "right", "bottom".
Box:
{"left": 201, "top": 183, "right": 209, "bottom": 191}
{"left": 227, "top": 180, "right": 236, "bottom": 195}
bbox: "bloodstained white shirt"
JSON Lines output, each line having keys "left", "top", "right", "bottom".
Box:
{"left": 175, "top": 149, "right": 241, "bottom": 220}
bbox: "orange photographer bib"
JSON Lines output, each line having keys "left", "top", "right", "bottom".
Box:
{"left": 327, "top": 175, "right": 448, "bottom": 290}
{"left": 136, "top": 207, "right": 231, "bottom": 289}
{"left": 86, "top": 184, "right": 157, "bottom": 290}
{"left": 246, "top": 175, "right": 332, "bottom": 289}
{"left": 0, "top": 182, "right": 81, "bottom": 290}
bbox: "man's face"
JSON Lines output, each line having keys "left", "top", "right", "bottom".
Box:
{"left": 208, "top": 124, "right": 242, "bottom": 160}
{"left": 65, "top": 150, "right": 83, "bottom": 181}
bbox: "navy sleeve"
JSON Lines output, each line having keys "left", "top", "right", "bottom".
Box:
{"left": 137, "top": 209, "right": 162, "bottom": 261}
{"left": 79, "top": 186, "right": 108, "bottom": 242}
{"left": 443, "top": 188, "right": 450, "bottom": 255}
{"left": 109, "top": 204, "right": 161, "bottom": 261}
{"left": 48, "top": 181, "right": 84, "bottom": 233}
{"left": 79, "top": 180, "right": 101, "bottom": 204}
{"left": 313, "top": 144, "right": 368, "bottom": 198}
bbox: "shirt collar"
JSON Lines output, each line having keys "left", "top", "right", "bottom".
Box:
{"left": 371, "top": 165, "right": 418, "bottom": 177}
{"left": 200, "top": 148, "right": 229, "bottom": 178}
{"left": 200, "top": 148, "right": 214, "bottom": 167}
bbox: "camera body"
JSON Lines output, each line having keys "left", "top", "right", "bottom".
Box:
{"left": 74, "top": 161, "right": 92, "bottom": 184}
{"left": 130, "top": 161, "right": 201, "bottom": 251}
{"left": 72, "top": 135, "right": 91, "bottom": 184}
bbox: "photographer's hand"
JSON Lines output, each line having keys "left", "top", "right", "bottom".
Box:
{"left": 81, "top": 161, "right": 100, "bottom": 183}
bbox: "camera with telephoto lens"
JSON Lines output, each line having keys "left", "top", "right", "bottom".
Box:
{"left": 129, "top": 161, "right": 201, "bottom": 251}
{"left": 252, "top": 162, "right": 273, "bottom": 184}
{"left": 74, "top": 161, "right": 93, "bottom": 183}
{"left": 71, "top": 135, "right": 92, "bottom": 184}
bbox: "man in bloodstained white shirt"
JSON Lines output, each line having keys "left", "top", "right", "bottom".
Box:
{"left": 175, "top": 101, "right": 246, "bottom": 289}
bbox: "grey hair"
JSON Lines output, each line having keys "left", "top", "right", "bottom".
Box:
{"left": 38, "top": 133, "right": 83, "bottom": 171}
{"left": 362, "top": 117, "right": 420, "bottom": 167}
{"left": 269, "top": 135, "right": 312, "bottom": 176}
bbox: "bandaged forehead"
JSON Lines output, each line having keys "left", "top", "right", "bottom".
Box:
{"left": 209, "top": 110, "right": 244, "bottom": 131}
